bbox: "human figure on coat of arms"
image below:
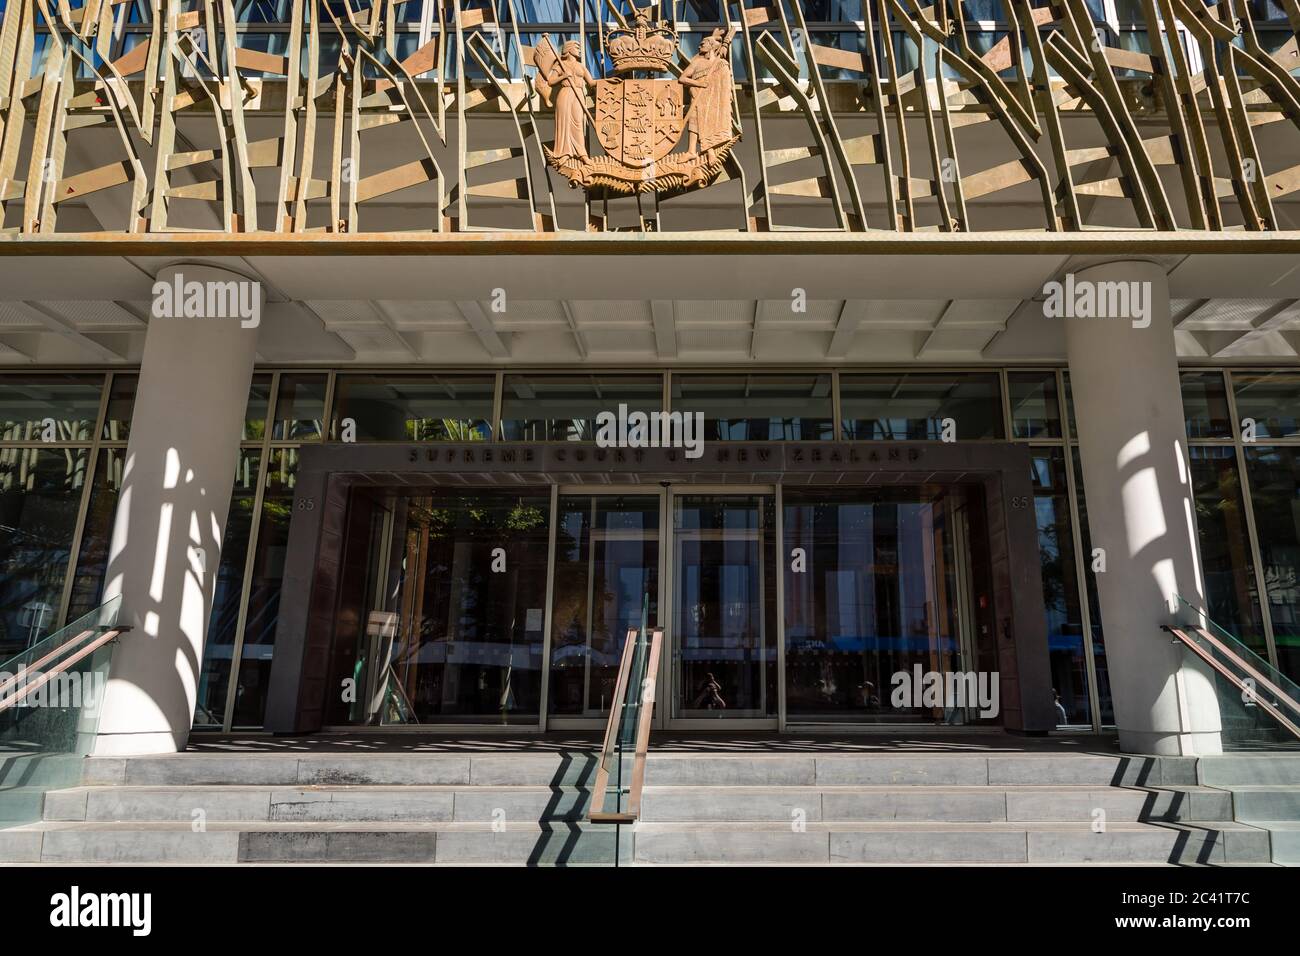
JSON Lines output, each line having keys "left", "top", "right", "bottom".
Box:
{"left": 543, "top": 40, "right": 596, "bottom": 162}
{"left": 679, "top": 29, "right": 733, "bottom": 158}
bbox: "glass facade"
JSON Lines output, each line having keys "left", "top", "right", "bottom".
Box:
{"left": 5, "top": 367, "right": 1299, "bottom": 732}
{"left": 673, "top": 375, "right": 834, "bottom": 441}
{"left": 0, "top": 373, "right": 132, "bottom": 661}
{"left": 194, "top": 373, "right": 324, "bottom": 730}
{"left": 841, "top": 372, "right": 1003, "bottom": 441}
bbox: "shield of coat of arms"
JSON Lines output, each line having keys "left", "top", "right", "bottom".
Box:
{"left": 594, "top": 78, "right": 684, "bottom": 169}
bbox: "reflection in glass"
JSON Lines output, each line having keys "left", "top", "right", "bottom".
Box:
{"left": 333, "top": 488, "right": 552, "bottom": 724}
{"left": 243, "top": 374, "right": 274, "bottom": 441}
{"left": 0, "top": 374, "right": 102, "bottom": 442}
{"left": 232, "top": 448, "right": 298, "bottom": 727}
{"left": 194, "top": 450, "right": 262, "bottom": 728}
{"left": 1243, "top": 446, "right": 1300, "bottom": 681}
{"left": 500, "top": 375, "right": 662, "bottom": 442}
{"left": 1070, "top": 450, "right": 1114, "bottom": 724}
{"left": 1181, "top": 371, "right": 1233, "bottom": 439}
{"left": 672, "top": 375, "right": 833, "bottom": 441}
{"left": 1031, "top": 449, "right": 1091, "bottom": 726}
{"left": 549, "top": 495, "right": 659, "bottom": 716}
{"left": 1189, "top": 446, "right": 1267, "bottom": 654}
{"left": 332, "top": 374, "right": 493, "bottom": 441}
{"left": 841, "top": 373, "right": 1003, "bottom": 440}
{"left": 272, "top": 374, "right": 328, "bottom": 441}
{"left": 65, "top": 449, "right": 127, "bottom": 621}
{"left": 783, "top": 487, "right": 986, "bottom": 723}
{"left": 101, "top": 374, "right": 137, "bottom": 441}
{"left": 1008, "top": 371, "right": 1061, "bottom": 439}
{"left": 0, "top": 447, "right": 90, "bottom": 658}
{"left": 1233, "top": 371, "right": 1300, "bottom": 440}
{"left": 673, "top": 495, "right": 777, "bottom": 718}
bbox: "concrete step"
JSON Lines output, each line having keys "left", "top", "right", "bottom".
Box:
{"left": 30, "top": 749, "right": 1289, "bottom": 865}
{"left": 81, "top": 752, "right": 1198, "bottom": 790}
{"left": 630, "top": 821, "right": 1271, "bottom": 865}
{"left": 0, "top": 821, "right": 629, "bottom": 865}
{"left": 1199, "top": 754, "right": 1300, "bottom": 787}
{"left": 0, "top": 752, "right": 84, "bottom": 790}
{"left": 0, "top": 787, "right": 48, "bottom": 826}
{"left": 1220, "top": 784, "right": 1300, "bottom": 821}
{"left": 37, "top": 782, "right": 1230, "bottom": 826}
{"left": 82, "top": 753, "right": 604, "bottom": 788}
{"left": 1260, "top": 822, "right": 1300, "bottom": 865}
{"left": 642, "top": 754, "right": 1198, "bottom": 787}
{"left": 639, "top": 785, "right": 1230, "bottom": 823}
{"left": 43, "top": 785, "right": 593, "bottom": 824}
{"left": 0, "top": 819, "right": 1269, "bottom": 865}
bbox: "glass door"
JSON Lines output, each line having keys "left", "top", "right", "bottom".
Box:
{"left": 780, "top": 486, "right": 991, "bottom": 726}
{"left": 326, "top": 487, "right": 552, "bottom": 726}
{"left": 548, "top": 493, "right": 662, "bottom": 723}
{"left": 669, "top": 493, "right": 778, "bottom": 725}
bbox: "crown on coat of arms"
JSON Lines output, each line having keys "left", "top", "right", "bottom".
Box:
{"left": 606, "top": 7, "right": 678, "bottom": 74}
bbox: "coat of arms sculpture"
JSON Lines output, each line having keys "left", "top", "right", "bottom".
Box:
{"left": 533, "top": 9, "right": 739, "bottom": 195}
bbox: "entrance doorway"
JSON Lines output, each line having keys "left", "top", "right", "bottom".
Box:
{"left": 323, "top": 480, "right": 992, "bottom": 731}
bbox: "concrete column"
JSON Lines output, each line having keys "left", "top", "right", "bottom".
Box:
{"left": 1063, "top": 259, "right": 1221, "bottom": 756}
{"left": 94, "top": 265, "right": 261, "bottom": 755}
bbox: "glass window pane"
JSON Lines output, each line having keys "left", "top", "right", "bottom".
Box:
{"left": 1243, "top": 446, "right": 1300, "bottom": 681}
{"left": 500, "top": 375, "right": 662, "bottom": 442}
{"left": 1181, "top": 371, "right": 1232, "bottom": 440}
{"left": 272, "top": 373, "right": 328, "bottom": 441}
{"left": 672, "top": 374, "right": 833, "bottom": 441}
{"left": 0, "top": 447, "right": 90, "bottom": 657}
{"left": 1189, "top": 446, "right": 1267, "bottom": 654}
{"left": 332, "top": 374, "right": 494, "bottom": 441}
{"left": 1008, "top": 371, "right": 1061, "bottom": 439}
{"left": 232, "top": 448, "right": 298, "bottom": 727}
{"left": 327, "top": 488, "right": 552, "bottom": 724}
{"left": 1063, "top": 371, "right": 1078, "bottom": 440}
{"left": 195, "top": 450, "right": 262, "bottom": 728}
{"left": 1232, "top": 371, "right": 1300, "bottom": 439}
{"left": 841, "top": 373, "right": 1003, "bottom": 441}
{"left": 782, "top": 486, "right": 994, "bottom": 724}
{"left": 243, "top": 374, "right": 273, "bottom": 442}
{"left": 1031, "top": 448, "right": 1091, "bottom": 727}
{"left": 101, "top": 374, "right": 137, "bottom": 441}
{"left": 1070, "top": 450, "right": 1114, "bottom": 725}
{"left": 65, "top": 448, "right": 127, "bottom": 621}
{"left": 0, "top": 374, "right": 102, "bottom": 442}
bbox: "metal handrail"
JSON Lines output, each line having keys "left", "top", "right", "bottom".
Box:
{"left": 0, "top": 627, "right": 128, "bottom": 714}
{"left": 1163, "top": 624, "right": 1300, "bottom": 740}
{"left": 590, "top": 625, "right": 663, "bottom": 825}
{"left": 0, "top": 629, "right": 96, "bottom": 699}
